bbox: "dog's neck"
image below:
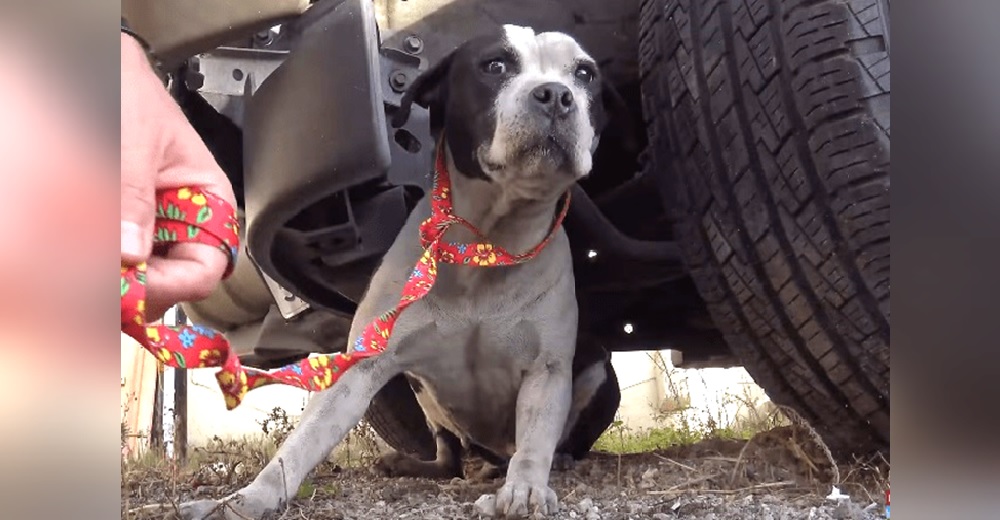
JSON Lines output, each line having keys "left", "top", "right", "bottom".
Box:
{"left": 442, "top": 144, "right": 565, "bottom": 254}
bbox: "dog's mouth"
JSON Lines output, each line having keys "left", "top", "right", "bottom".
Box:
{"left": 524, "top": 133, "right": 576, "bottom": 167}
{"left": 479, "top": 123, "right": 592, "bottom": 181}
{"left": 479, "top": 139, "right": 574, "bottom": 175}
{"left": 541, "top": 134, "right": 572, "bottom": 158}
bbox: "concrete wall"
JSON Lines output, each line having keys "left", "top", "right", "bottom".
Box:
{"left": 120, "top": 332, "right": 313, "bottom": 456}
{"left": 610, "top": 351, "right": 772, "bottom": 433}
{"left": 184, "top": 367, "right": 312, "bottom": 448}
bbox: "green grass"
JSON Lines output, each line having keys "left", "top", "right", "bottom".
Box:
{"left": 593, "top": 420, "right": 699, "bottom": 454}
{"left": 592, "top": 420, "right": 775, "bottom": 454}
{"left": 592, "top": 400, "right": 789, "bottom": 455}
{"left": 591, "top": 353, "right": 793, "bottom": 455}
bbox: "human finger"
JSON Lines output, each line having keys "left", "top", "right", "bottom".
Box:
{"left": 143, "top": 242, "right": 229, "bottom": 320}
{"left": 119, "top": 34, "right": 162, "bottom": 264}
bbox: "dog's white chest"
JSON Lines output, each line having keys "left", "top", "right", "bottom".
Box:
{"left": 399, "top": 313, "right": 544, "bottom": 456}
{"left": 379, "top": 197, "right": 577, "bottom": 459}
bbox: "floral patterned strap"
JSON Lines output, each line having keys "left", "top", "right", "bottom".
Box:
{"left": 421, "top": 139, "right": 571, "bottom": 265}
{"left": 153, "top": 187, "right": 241, "bottom": 277}
{"left": 120, "top": 187, "right": 254, "bottom": 408}
{"left": 120, "top": 143, "right": 571, "bottom": 411}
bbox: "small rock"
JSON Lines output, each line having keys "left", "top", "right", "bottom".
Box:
{"left": 832, "top": 500, "right": 862, "bottom": 520}
{"left": 585, "top": 513, "right": 600, "bottom": 520}
{"left": 474, "top": 494, "right": 496, "bottom": 517}
{"left": 576, "top": 498, "right": 594, "bottom": 514}
{"left": 380, "top": 485, "right": 403, "bottom": 502}
{"left": 194, "top": 486, "right": 221, "bottom": 497}
{"left": 569, "top": 512, "right": 578, "bottom": 519}
{"left": 652, "top": 514, "right": 670, "bottom": 520}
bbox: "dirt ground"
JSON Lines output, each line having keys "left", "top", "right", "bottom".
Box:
{"left": 123, "top": 425, "right": 888, "bottom": 520}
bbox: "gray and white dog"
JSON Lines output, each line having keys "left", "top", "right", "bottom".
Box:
{"left": 180, "top": 24, "right": 616, "bottom": 520}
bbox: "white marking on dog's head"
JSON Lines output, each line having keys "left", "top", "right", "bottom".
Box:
{"left": 395, "top": 24, "right": 614, "bottom": 201}
{"left": 479, "top": 25, "right": 601, "bottom": 192}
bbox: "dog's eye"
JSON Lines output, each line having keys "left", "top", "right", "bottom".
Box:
{"left": 482, "top": 58, "right": 507, "bottom": 75}
{"left": 574, "top": 65, "right": 595, "bottom": 83}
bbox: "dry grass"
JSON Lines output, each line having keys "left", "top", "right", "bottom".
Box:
{"left": 122, "top": 356, "right": 889, "bottom": 518}
{"left": 588, "top": 354, "right": 889, "bottom": 507}
{"left": 587, "top": 424, "right": 889, "bottom": 507}
{"left": 122, "top": 406, "right": 385, "bottom": 520}
{"left": 122, "top": 420, "right": 888, "bottom": 519}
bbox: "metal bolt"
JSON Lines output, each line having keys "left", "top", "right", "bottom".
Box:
{"left": 402, "top": 35, "right": 423, "bottom": 54}
{"left": 184, "top": 70, "right": 205, "bottom": 91}
{"left": 255, "top": 30, "right": 273, "bottom": 46}
{"left": 389, "top": 71, "right": 409, "bottom": 92}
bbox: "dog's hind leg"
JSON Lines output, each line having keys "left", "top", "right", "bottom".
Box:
{"left": 374, "top": 423, "right": 463, "bottom": 479}
{"left": 178, "top": 354, "right": 400, "bottom": 520}
{"left": 554, "top": 354, "right": 620, "bottom": 470}
{"left": 467, "top": 444, "right": 509, "bottom": 481}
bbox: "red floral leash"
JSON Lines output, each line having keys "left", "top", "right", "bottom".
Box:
{"left": 121, "top": 141, "right": 571, "bottom": 410}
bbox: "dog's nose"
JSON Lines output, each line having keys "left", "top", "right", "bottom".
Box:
{"left": 530, "top": 83, "right": 575, "bottom": 118}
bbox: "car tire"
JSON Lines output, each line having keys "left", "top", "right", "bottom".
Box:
{"left": 638, "top": 0, "right": 890, "bottom": 457}
{"left": 365, "top": 375, "right": 437, "bottom": 460}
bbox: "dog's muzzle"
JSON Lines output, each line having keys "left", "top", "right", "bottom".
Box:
{"left": 530, "top": 82, "right": 576, "bottom": 120}
{"left": 516, "top": 83, "right": 582, "bottom": 159}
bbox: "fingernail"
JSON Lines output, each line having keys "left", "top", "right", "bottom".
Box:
{"left": 121, "top": 221, "right": 146, "bottom": 259}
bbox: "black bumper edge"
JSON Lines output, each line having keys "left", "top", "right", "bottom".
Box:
{"left": 242, "top": 0, "right": 433, "bottom": 312}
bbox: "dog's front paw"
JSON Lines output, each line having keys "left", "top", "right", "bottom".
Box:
{"left": 173, "top": 499, "right": 229, "bottom": 520}
{"left": 175, "top": 493, "right": 276, "bottom": 520}
{"left": 495, "top": 479, "right": 558, "bottom": 518}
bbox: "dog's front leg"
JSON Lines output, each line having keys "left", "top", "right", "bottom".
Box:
{"left": 177, "top": 355, "right": 399, "bottom": 520}
{"left": 495, "top": 353, "right": 573, "bottom": 518}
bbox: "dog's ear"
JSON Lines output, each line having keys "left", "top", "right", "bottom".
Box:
{"left": 594, "top": 78, "right": 639, "bottom": 155}
{"left": 597, "top": 78, "right": 629, "bottom": 134}
{"left": 391, "top": 50, "right": 457, "bottom": 129}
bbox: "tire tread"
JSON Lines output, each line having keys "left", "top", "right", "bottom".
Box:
{"left": 638, "top": 0, "right": 889, "bottom": 455}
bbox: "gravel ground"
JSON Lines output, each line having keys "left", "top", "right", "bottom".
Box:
{"left": 123, "top": 426, "right": 889, "bottom": 520}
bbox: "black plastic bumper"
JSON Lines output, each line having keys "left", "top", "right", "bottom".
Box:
{"left": 240, "top": 0, "right": 433, "bottom": 313}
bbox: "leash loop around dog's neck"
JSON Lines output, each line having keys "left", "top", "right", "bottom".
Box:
{"left": 420, "top": 139, "right": 572, "bottom": 267}
{"left": 120, "top": 142, "right": 571, "bottom": 410}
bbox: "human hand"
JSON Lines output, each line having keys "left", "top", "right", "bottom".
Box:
{"left": 120, "top": 33, "right": 237, "bottom": 320}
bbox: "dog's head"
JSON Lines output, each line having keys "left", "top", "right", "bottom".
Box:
{"left": 394, "top": 25, "right": 620, "bottom": 200}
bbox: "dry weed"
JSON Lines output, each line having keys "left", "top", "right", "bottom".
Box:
{"left": 122, "top": 406, "right": 388, "bottom": 520}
